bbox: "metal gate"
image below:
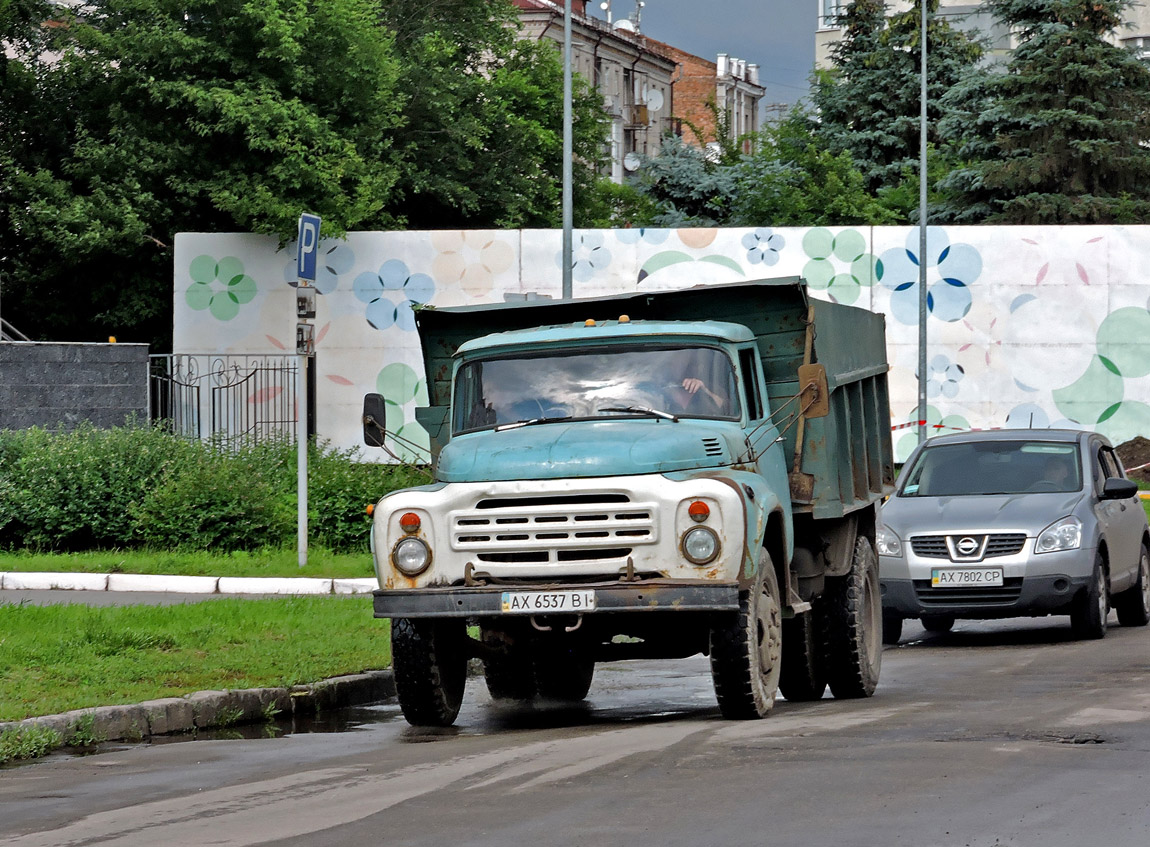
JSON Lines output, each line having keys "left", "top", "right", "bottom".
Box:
{"left": 150, "top": 354, "right": 300, "bottom": 447}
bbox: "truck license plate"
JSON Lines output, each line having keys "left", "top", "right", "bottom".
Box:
{"left": 501, "top": 590, "right": 597, "bottom": 613}
{"left": 931, "top": 567, "right": 1004, "bottom": 587}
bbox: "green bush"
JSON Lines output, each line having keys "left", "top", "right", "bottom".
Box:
{"left": 0, "top": 425, "right": 431, "bottom": 553}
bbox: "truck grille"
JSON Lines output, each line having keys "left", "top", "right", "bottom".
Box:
{"left": 910, "top": 533, "right": 1027, "bottom": 561}
{"left": 452, "top": 494, "right": 657, "bottom": 563}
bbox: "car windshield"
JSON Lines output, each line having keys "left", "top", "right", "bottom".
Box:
{"left": 452, "top": 345, "right": 740, "bottom": 434}
{"left": 899, "top": 440, "right": 1082, "bottom": 497}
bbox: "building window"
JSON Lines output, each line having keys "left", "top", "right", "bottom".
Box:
{"left": 819, "top": 0, "right": 843, "bottom": 29}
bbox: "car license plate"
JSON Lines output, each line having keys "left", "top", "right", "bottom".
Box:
{"left": 501, "top": 590, "right": 597, "bottom": 613}
{"left": 931, "top": 567, "right": 1004, "bottom": 587}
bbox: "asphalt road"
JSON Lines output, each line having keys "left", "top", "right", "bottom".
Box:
{"left": 2, "top": 615, "right": 1149, "bottom": 847}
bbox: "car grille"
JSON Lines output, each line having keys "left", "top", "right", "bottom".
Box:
{"left": 910, "top": 533, "right": 1027, "bottom": 561}
{"left": 452, "top": 493, "right": 657, "bottom": 563}
{"left": 913, "top": 577, "right": 1024, "bottom": 606}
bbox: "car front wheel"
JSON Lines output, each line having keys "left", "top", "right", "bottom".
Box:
{"left": 1070, "top": 556, "right": 1109, "bottom": 640}
{"left": 1114, "top": 542, "right": 1150, "bottom": 627}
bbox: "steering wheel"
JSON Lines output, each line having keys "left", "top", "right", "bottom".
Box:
{"left": 1029, "top": 480, "right": 1060, "bottom": 491}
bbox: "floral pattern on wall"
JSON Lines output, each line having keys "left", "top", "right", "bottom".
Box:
{"left": 174, "top": 225, "right": 1150, "bottom": 464}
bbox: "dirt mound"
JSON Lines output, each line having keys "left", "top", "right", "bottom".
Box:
{"left": 1116, "top": 437, "right": 1150, "bottom": 482}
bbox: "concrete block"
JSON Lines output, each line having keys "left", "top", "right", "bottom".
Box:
{"left": 216, "top": 577, "right": 333, "bottom": 595}
{"left": 108, "top": 574, "right": 219, "bottom": 594}
{"left": 3, "top": 572, "right": 109, "bottom": 591}
{"left": 309, "top": 671, "right": 395, "bottom": 710}
{"left": 187, "top": 690, "right": 232, "bottom": 728}
{"left": 90, "top": 704, "right": 149, "bottom": 742}
{"left": 139, "top": 698, "right": 196, "bottom": 736}
{"left": 333, "top": 578, "right": 377, "bottom": 595}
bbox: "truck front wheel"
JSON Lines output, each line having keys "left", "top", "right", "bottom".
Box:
{"left": 392, "top": 617, "right": 468, "bottom": 726}
{"left": 822, "top": 535, "right": 882, "bottom": 699}
{"left": 481, "top": 626, "right": 537, "bottom": 701}
{"left": 534, "top": 643, "right": 595, "bottom": 702}
{"left": 710, "top": 551, "right": 783, "bottom": 719}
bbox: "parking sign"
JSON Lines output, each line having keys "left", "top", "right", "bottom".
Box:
{"left": 296, "top": 213, "right": 321, "bottom": 282}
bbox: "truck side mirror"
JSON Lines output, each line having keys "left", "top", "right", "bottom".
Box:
{"left": 363, "top": 393, "right": 388, "bottom": 447}
{"left": 797, "top": 364, "right": 830, "bottom": 419}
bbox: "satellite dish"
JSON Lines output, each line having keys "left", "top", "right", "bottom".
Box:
{"left": 614, "top": 19, "right": 635, "bottom": 32}
{"left": 623, "top": 152, "right": 642, "bottom": 172}
{"left": 644, "top": 89, "right": 664, "bottom": 111}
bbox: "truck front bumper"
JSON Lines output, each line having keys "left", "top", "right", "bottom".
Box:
{"left": 373, "top": 580, "right": 740, "bottom": 619}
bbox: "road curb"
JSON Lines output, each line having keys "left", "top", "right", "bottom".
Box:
{"left": 0, "top": 572, "right": 378, "bottom": 595}
{"left": 0, "top": 670, "right": 396, "bottom": 751}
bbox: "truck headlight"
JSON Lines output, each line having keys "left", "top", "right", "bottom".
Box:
{"left": 1036, "top": 516, "right": 1081, "bottom": 554}
{"left": 393, "top": 537, "right": 432, "bottom": 575}
{"left": 876, "top": 526, "right": 902, "bottom": 558}
{"left": 682, "top": 527, "right": 719, "bottom": 565}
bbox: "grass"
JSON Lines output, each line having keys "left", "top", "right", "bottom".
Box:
{"left": 0, "top": 596, "right": 391, "bottom": 725}
{"left": 0, "top": 548, "right": 373, "bottom": 579}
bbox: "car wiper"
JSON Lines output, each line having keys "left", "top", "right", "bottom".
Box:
{"left": 493, "top": 415, "right": 572, "bottom": 432}
{"left": 598, "top": 406, "right": 679, "bottom": 422}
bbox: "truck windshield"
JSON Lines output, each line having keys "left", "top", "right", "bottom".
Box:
{"left": 899, "top": 440, "right": 1082, "bottom": 496}
{"left": 453, "top": 345, "right": 740, "bottom": 433}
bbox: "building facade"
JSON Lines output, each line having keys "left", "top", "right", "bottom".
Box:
{"left": 815, "top": 1, "right": 1149, "bottom": 69}
{"left": 513, "top": 1, "right": 765, "bottom": 179}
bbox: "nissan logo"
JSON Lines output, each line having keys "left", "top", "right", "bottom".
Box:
{"left": 956, "top": 537, "right": 980, "bottom": 556}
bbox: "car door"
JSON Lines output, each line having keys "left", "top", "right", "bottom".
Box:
{"left": 1094, "top": 440, "right": 1142, "bottom": 587}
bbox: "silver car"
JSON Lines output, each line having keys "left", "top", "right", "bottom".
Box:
{"left": 879, "top": 429, "right": 1150, "bottom": 642}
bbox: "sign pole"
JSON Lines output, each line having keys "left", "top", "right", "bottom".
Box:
{"left": 295, "top": 213, "right": 321, "bottom": 568}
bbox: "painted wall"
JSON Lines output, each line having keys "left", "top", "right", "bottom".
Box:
{"left": 174, "top": 226, "right": 1150, "bottom": 462}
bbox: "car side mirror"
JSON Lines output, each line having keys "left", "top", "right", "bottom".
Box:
{"left": 362, "top": 393, "right": 388, "bottom": 447}
{"left": 1102, "top": 477, "right": 1138, "bottom": 501}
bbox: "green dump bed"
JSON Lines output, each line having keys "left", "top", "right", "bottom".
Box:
{"left": 415, "top": 278, "right": 895, "bottom": 520}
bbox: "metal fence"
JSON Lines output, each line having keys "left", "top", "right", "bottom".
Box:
{"left": 150, "top": 354, "right": 299, "bottom": 448}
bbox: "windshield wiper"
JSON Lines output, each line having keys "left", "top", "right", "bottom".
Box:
{"left": 493, "top": 415, "right": 572, "bottom": 432}
{"left": 599, "top": 406, "right": 679, "bottom": 422}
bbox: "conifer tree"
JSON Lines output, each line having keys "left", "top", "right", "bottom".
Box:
{"left": 813, "top": 0, "right": 982, "bottom": 195}
{"left": 937, "top": 0, "right": 1150, "bottom": 223}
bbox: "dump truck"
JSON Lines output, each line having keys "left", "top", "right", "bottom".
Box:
{"left": 362, "top": 277, "right": 895, "bottom": 726}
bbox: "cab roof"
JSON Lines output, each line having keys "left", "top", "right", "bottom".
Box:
{"left": 456, "top": 318, "right": 755, "bottom": 355}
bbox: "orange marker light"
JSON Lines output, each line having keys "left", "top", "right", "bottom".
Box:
{"left": 688, "top": 501, "right": 710, "bottom": 522}
{"left": 619, "top": 315, "right": 630, "bottom": 323}
{"left": 365, "top": 504, "right": 375, "bottom": 516}
{"left": 399, "top": 512, "right": 422, "bottom": 533}
{"left": 585, "top": 319, "right": 596, "bottom": 327}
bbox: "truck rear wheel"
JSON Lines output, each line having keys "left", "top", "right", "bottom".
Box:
{"left": 710, "top": 551, "right": 783, "bottom": 719}
{"left": 392, "top": 617, "right": 468, "bottom": 727}
{"left": 822, "top": 535, "right": 882, "bottom": 699}
{"left": 779, "top": 608, "right": 826, "bottom": 702}
{"left": 534, "top": 642, "right": 595, "bottom": 702}
{"left": 481, "top": 627, "right": 537, "bottom": 701}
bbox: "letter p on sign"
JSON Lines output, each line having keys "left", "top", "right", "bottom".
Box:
{"left": 297, "top": 213, "right": 321, "bottom": 283}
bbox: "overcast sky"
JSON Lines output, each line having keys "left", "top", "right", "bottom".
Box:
{"left": 589, "top": 0, "right": 818, "bottom": 111}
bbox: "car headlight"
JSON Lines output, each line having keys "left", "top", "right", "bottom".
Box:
{"left": 1035, "top": 516, "right": 1081, "bottom": 554}
{"left": 393, "top": 537, "right": 432, "bottom": 575}
{"left": 682, "top": 527, "right": 719, "bottom": 565}
{"left": 876, "top": 526, "right": 902, "bottom": 558}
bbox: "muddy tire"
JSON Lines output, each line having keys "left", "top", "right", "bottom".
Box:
{"left": 391, "top": 617, "right": 468, "bottom": 726}
{"left": 1114, "top": 542, "right": 1150, "bottom": 627}
{"left": 710, "top": 550, "right": 783, "bottom": 719}
{"left": 779, "top": 608, "right": 826, "bottom": 702}
{"left": 1071, "top": 555, "right": 1109, "bottom": 640}
{"left": 882, "top": 610, "right": 903, "bottom": 646}
{"left": 481, "top": 627, "right": 537, "bottom": 701}
{"left": 533, "top": 644, "right": 595, "bottom": 702}
{"left": 822, "top": 535, "right": 882, "bottom": 699}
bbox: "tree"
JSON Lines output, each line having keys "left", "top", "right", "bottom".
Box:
{"left": 377, "top": 0, "right": 607, "bottom": 229}
{"left": 0, "top": 0, "right": 610, "bottom": 349}
{"left": 729, "top": 107, "right": 899, "bottom": 227}
{"left": 936, "top": 0, "right": 1150, "bottom": 224}
{"left": 813, "top": 0, "right": 982, "bottom": 195}
{"left": 1, "top": 0, "right": 405, "bottom": 348}
{"left": 632, "top": 135, "right": 741, "bottom": 226}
